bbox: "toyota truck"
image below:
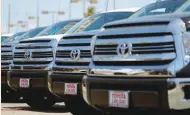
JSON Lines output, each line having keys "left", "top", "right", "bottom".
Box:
{"left": 82, "top": 12, "right": 190, "bottom": 114}
{"left": 48, "top": 8, "right": 139, "bottom": 115}
{"left": 1, "top": 31, "right": 25, "bottom": 101}
{"left": 7, "top": 19, "right": 80, "bottom": 109}
{"left": 1, "top": 27, "right": 46, "bottom": 101}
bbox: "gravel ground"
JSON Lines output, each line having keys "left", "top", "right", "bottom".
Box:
{"left": 1, "top": 102, "right": 72, "bottom": 115}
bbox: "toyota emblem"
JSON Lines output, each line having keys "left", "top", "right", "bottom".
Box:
{"left": 117, "top": 43, "right": 132, "bottom": 57}
{"left": 70, "top": 49, "right": 80, "bottom": 60}
{"left": 24, "top": 50, "right": 32, "bottom": 59}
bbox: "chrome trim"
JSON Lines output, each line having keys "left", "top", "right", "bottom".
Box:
{"left": 167, "top": 78, "right": 190, "bottom": 110}
{"left": 14, "top": 48, "right": 52, "bottom": 53}
{"left": 56, "top": 58, "right": 91, "bottom": 63}
{"left": 11, "top": 63, "right": 53, "bottom": 71}
{"left": 52, "top": 66, "right": 88, "bottom": 73}
{"left": 47, "top": 71, "right": 55, "bottom": 95}
{"left": 82, "top": 75, "right": 91, "bottom": 105}
{"left": 13, "top": 57, "right": 53, "bottom": 62}
{"left": 1, "top": 52, "right": 12, "bottom": 55}
{"left": 95, "top": 35, "right": 173, "bottom": 45}
{"left": 93, "top": 53, "right": 176, "bottom": 62}
{"left": 58, "top": 39, "right": 91, "bottom": 44}
{"left": 7, "top": 71, "right": 14, "bottom": 89}
{"left": 56, "top": 46, "right": 90, "bottom": 51}
{"left": 1, "top": 60, "right": 12, "bottom": 63}
{"left": 52, "top": 65, "right": 89, "bottom": 72}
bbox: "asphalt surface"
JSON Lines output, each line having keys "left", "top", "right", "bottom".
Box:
{"left": 1, "top": 101, "right": 190, "bottom": 115}
{"left": 1, "top": 102, "right": 71, "bottom": 115}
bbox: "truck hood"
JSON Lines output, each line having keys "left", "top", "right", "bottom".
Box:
{"left": 104, "top": 12, "right": 190, "bottom": 29}
{"left": 21, "top": 34, "right": 66, "bottom": 42}
{"left": 62, "top": 30, "right": 100, "bottom": 39}
{"left": 1, "top": 40, "right": 19, "bottom": 46}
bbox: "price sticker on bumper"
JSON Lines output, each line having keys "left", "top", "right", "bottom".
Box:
{"left": 109, "top": 91, "right": 129, "bottom": 108}
{"left": 64, "top": 83, "right": 77, "bottom": 95}
{"left": 19, "top": 79, "right": 30, "bottom": 88}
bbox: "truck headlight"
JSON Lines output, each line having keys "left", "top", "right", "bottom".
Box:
{"left": 90, "top": 36, "right": 97, "bottom": 56}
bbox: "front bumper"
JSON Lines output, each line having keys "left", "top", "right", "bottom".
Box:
{"left": 48, "top": 72, "right": 85, "bottom": 98}
{"left": 8, "top": 70, "right": 49, "bottom": 90}
{"left": 82, "top": 75, "right": 190, "bottom": 110}
{"left": 1, "top": 70, "right": 8, "bottom": 85}
{"left": 1, "top": 70, "right": 15, "bottom": 93}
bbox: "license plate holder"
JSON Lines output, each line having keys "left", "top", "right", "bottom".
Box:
{"left": 19, "top": 78, "right": 30, "bottom": 88}
{"left": 109, "top": 90, "right": 129, "bottom": 108}
{"left": 64, "top": 83, "right": 77, "bottom": 95}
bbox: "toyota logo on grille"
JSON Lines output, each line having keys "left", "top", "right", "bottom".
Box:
{"left": 24, "top": 50, "right": 32, "bottom": 59}
{"left": 117, "top": 43, "right": 132, "bottom": 57}
{"left": 70, "top": 49, "right": 80, "bottom": 60}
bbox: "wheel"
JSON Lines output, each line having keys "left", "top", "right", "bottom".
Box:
{"left": 65, "top": 98, "right": 102, "bottom": 115}
{"left": 24, "top": 95, "right": 56, "bottom": 110}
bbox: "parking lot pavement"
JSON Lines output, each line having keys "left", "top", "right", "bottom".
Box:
{"left": 1, "top": 102, "right": 72, "bottom": 115}
{"left": 1, "top": 102, "right": 190, "bottom": 115}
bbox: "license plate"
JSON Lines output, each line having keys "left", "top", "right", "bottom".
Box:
{"left": 64, "top": 83, "right": 77, "bottom": 95}
{"left": 109, "top": 90, "right": 129, "bottom": 108}
{"left": 19, "top": 78, "right": 30, "bottom": 88}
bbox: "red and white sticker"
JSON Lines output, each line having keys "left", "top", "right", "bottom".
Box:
{"left": 19, "top": 78, "right": 30, "bottom": 88}
{"left": 64, "top": 83, "right": 77, "bottom": 95}
{"left": 109, "top": 91, "right": 129, "bottom": 108}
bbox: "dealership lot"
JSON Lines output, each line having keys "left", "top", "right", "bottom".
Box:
{"left": 1, "top": 102, "right": 190, "bottom": 115}
{"left": 1, "top": 102, "right": 72, "bottom": 115}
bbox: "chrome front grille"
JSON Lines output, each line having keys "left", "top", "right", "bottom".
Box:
{"left": 1, "top": 45, "right": 12, "bottom": 67}
{"left": 93, "top": 21, "right": 176, "bottom": 66}
{"left": 56, "top": 50, "right": 91, "bottom": 58}
{"left": 54, "top": 35, "right": 93, "bottom": 67}
{"left": 13, "top": 39, "right": 53, "bottom": 66}
{"left": 94, "top": 41, "right": 175, "bottom": 55}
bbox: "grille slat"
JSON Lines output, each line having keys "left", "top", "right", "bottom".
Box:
{"left": 1, "top": 55, "right": 12, "bottom": 60}
{"left": 1, "top": 45, "right": 13, "bottom": 62}
{"left": 13, "top": 40, "right": 53, "bottom": 66}
{"left": 16, "top": 46, "right": 51, "bottom": 49}
{"left": 97, "top": 32, "right": 172, "bottom": 39}
{"left": 58, "top": 43, "right": 90, "bottom": 47}
{"left": 55, "top": 62, "right": 89, "bottom": 66}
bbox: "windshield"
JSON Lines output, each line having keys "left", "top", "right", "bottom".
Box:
{"left": 175, "top": 0, "right": 190, "bottom": 12}
{"left": 36, "top": 20, "right": 79, "bottom": 36}
{"left": 18, "top": 27, "right": 45, "bottom": 41}
{"left": 2, "top": 32, "right": 25, "bottom": 43}
{"left": 129, "top": 0, "right": 187, "bottom": 19}
{"left": 66, "top": 11, "right": 134, "bottom": 34}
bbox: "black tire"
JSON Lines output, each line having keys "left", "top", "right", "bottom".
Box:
{"left": 24, "top": 95, "right": 56, "bottom": 110}
{"left": 65, "top": 98, "right": 102, "bottom": 115}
